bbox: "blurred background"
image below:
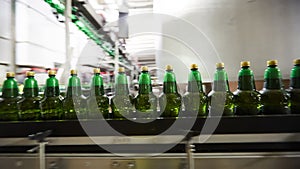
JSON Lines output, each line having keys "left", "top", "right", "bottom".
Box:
{"left": 0, "top": 0, "right": 300, "bottom": 94}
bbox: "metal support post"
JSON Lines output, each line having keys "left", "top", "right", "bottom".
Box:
{"left": 10, "top": 0, "right": 16, "bottom": 73}
{"left": 60, "top": 0, "right": 72, "bottom": 84}
{"left": 186, "top": 139, "right": 195, "bottom": 169}
{"left": 39, "top": 142, "right": 46, "bottom": 169}
{"left": 28, "top": 130, "right": 52, "bottom": 169}
{"left": 114, "top": 40, "right": 120, "bottom": 76}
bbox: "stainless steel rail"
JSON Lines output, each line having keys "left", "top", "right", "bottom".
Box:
{"left": 1, "top": 152, "right": 300, "bottom": 169}
{"left": 1, "top": 133, "right": 300, "bottom": 146}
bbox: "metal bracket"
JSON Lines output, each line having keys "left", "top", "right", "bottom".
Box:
{"left": 184, "top": 131, "right": 197, "bottom": 169}
{"left": 111, "top": 160, "right": 136, "bottom": 169}
{"left": 28, "top": 130, "right": 52, "bottom": 169}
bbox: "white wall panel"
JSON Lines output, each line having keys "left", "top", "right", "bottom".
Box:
{"left": 16, "top": 0, "right": 65, "bottom": 54}
{"left": 0, "top": 0, "right": 12, "bottom": 68}
{"left": 0, "top": 0, "right": 11, "bottom": 39}
{"left": 15, "top": 0, "right": 66, "bottom": 68}
{"left": 0, "top": 39, "right": 11, "bottom": 64}
{"left": 16, "top": 42, "right": 64, "bottom": 68}
{"left": 155, "top": 0, "right": 300, "bottom": 82}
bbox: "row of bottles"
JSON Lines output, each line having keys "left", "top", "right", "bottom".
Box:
{"left": 0, "top": 59, "right": 299, "bottom": 121}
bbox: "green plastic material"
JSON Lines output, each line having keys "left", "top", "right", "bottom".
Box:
{"left": 289, "top": 64, "right": 300, "bottom": 114}
{"left": 260, "top": 65, "right": 289, "bottom": 114}
{"left": 111, "top": 71, "right": 134, "bottom": 119}
{"left": 134, "top": 70, "right": 157, "bottom": 118}
{"left": 18, "top": 75, "right": 41, "bottom": 121}
{"left": 0, "top": 77, "right": 19, "bottom": 121}
{"left": 208, "top": 67, "right": 234, "bottom": 116}
{"left": 159, "top": 69, "right": 181, "bottom": 117}
{"left": 2, "top": 77, "right": 18, "bottom": 98}
{"left": 234, "top": 66, "right": 260, "bottom": 115}
{"left": 183, "top": 68, "right": 208, "bottom": 117}
{"left": 63, "top": 74, "right": 87, "bottom": 120}
{"left": 88, "top": 72, "right": 109, "bottom": 119}
{"left": 40, "top": 74, "right": 64, "bottom": 120}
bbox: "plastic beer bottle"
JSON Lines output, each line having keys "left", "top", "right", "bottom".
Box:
{"left": 63, "top": 69, "right": 87, "bottom": 119}
{"left": 40, "top": 70, "right": 64, "bottom": 120}
{"left": 159, "top": 65, "right": 182, "bottom": 117}
{"left": 0, "top": 72, "right": 20, "bottom": 121}
{"left": 234, "top": 61, "right": 261, "bottom": 115}
{"left": 289, "top": 59, "right": 300, "bottom": 114}
{"left": 260, "top": 60, "right": 289, "bottom": 114}
{"left": 111, "top": 67, "right": 134, "bottom": 119}
{"left": 208, "top": 63, "right": 235, "bottom": 116}
{"left": 18, "top": 71, "right": 42, "bottom": 120}
{"left": 87, "top": 68, "right": 109, "bottom": 119}
{"left": 183, "top": 64, "right": 208, "bottom": 117}
{"left": 134, "top": 66, "right": 157, "bottom": 118}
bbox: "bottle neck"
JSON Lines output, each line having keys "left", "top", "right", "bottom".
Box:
{"left": 66, "top": 75, "right": 82, "bottom": 97}
{"left": 115, "top": 72, "right": 129, "bottom": 95}
{"left": 2, "top": 77, "right": 19, "bottom": 98}
{"left": 91, "top": 73, "right": 104, "bottom": 96}
{"left": 187, "top": 69, "right": 203, "bottom": 92}
{"left": 290, "top": 65, "right": 300, "bottom": 89}
{"left": 213, "top": 68, "right": 230, "bottom": 91}
{"left": 264, "top": 66, "right": 282, "bottom": 90}
{"left": 138, "top": 71, "right": 152, "bottom": 94}
{"left": 23, "top": 76, "right": 39, "bottom": 98}
{"left": 44, "top": 75, "right": 60, "bottom": 97}
{"left": 238, "top": 67, "right": 256, "bottom": 90}
{"left": 163, "top": 70, "right": 178, "bottom": 94}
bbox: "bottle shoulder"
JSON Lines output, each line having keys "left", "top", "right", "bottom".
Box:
{"left": 159, "top": 92, "right": 181, "bottom": 99}
{"left": 183, "top": 91, "right": 207, "bottom": 97}
{"left": 135, "top": 92, "right": 157, "bottom": 98}
{"left": 88, "top": 95, "right": 109, "bottom": 100}
{"left": 18, "top": 96, "right": 42, "bottom": 103}
{"left": 288, "top": 88, "right": 300, "bottom": 93}
{"left": 111, "top": 94, "right": 133, "bottom": 100}
{"left": 208, "top": 90, "right": 233, "bottom": 96}
{"left": 260, "top": 88, "right": 285, "bottom": 94}
{"left": 233, "top": 89, "right": 260, "bottom": 95}
{"left": 41, "top": 95, "right": 63, "bottom": 102}
{"left": 0, "top": 97, "right": 19, "bottom": 104}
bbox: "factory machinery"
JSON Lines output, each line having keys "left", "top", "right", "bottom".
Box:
{"left": 0, "top": 114, "right": 300, "bottom": 169}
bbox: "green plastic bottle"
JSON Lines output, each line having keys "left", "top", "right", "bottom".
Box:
{"left": 260, "top": 60, "right": 289, "bottom": 114}
{"left": 234, "top": 61, "right": 261, "bottom": 115}
{"left": 289, "top": 59, "right": 300, "bottom": 114}
{"left": 0, "top": 72, "right": 20, "bottom": 121}
{"left": 159, "top": 65, "right": 182, "bottom": 117}
{"left": 111, "top": 67, "right": 134, "bottom": 119}
{"left": 208, "top": 63, "right": 235, "bottom": 116}
{"left": 134, "top": 66, "right": 157, "bottom": 118}
{"left": 183, "top": 64, "right": 208, "bottom": 117}
{"left": 87, "top": 68, "right": 109, "bottom": 119}
{"left": 18, "top": 71, "right": 42, "bottom": 121}
{"left": 63, "top": 69, "right": 87, "bottom": 120}
{"left": 40, "top": 70, "right": 64, "bottom": 120}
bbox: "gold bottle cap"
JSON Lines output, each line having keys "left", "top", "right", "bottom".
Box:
{"left": 293, "top": 59, "right": 300, "bottom": 65}
{"left": 267, "top": 60, "right": 278, "bottom": 66}
{"left": 165, "top": 65, "right": 173, "bottom": 71}
{"left": 70, "top": 69, "right": 77, "bottom": 75}
{"left": 216, "top": 62, "right": 224, "bottom": 68}
{"left": 93, "top": 68, "right": 101, "bottom": 74}
{"left": 48, "top": 70, "right": 56, "bottom": 75}
{"left": 118, "top": 67, "right": 125, "bottom": 73}
{"left": 141, "top": 66, "right": 148, "bottom": 71}
{"left": 190, "top": 63, "right": 198, "bottom": 69}
{"left": 6, "top": 72, "right": 15, "bottom": 78}
{"left": 26, "top": 71, "right": 35, "bottom": 77}
{"left": 241, "top": 61, "right": 250, "bottom": 67}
